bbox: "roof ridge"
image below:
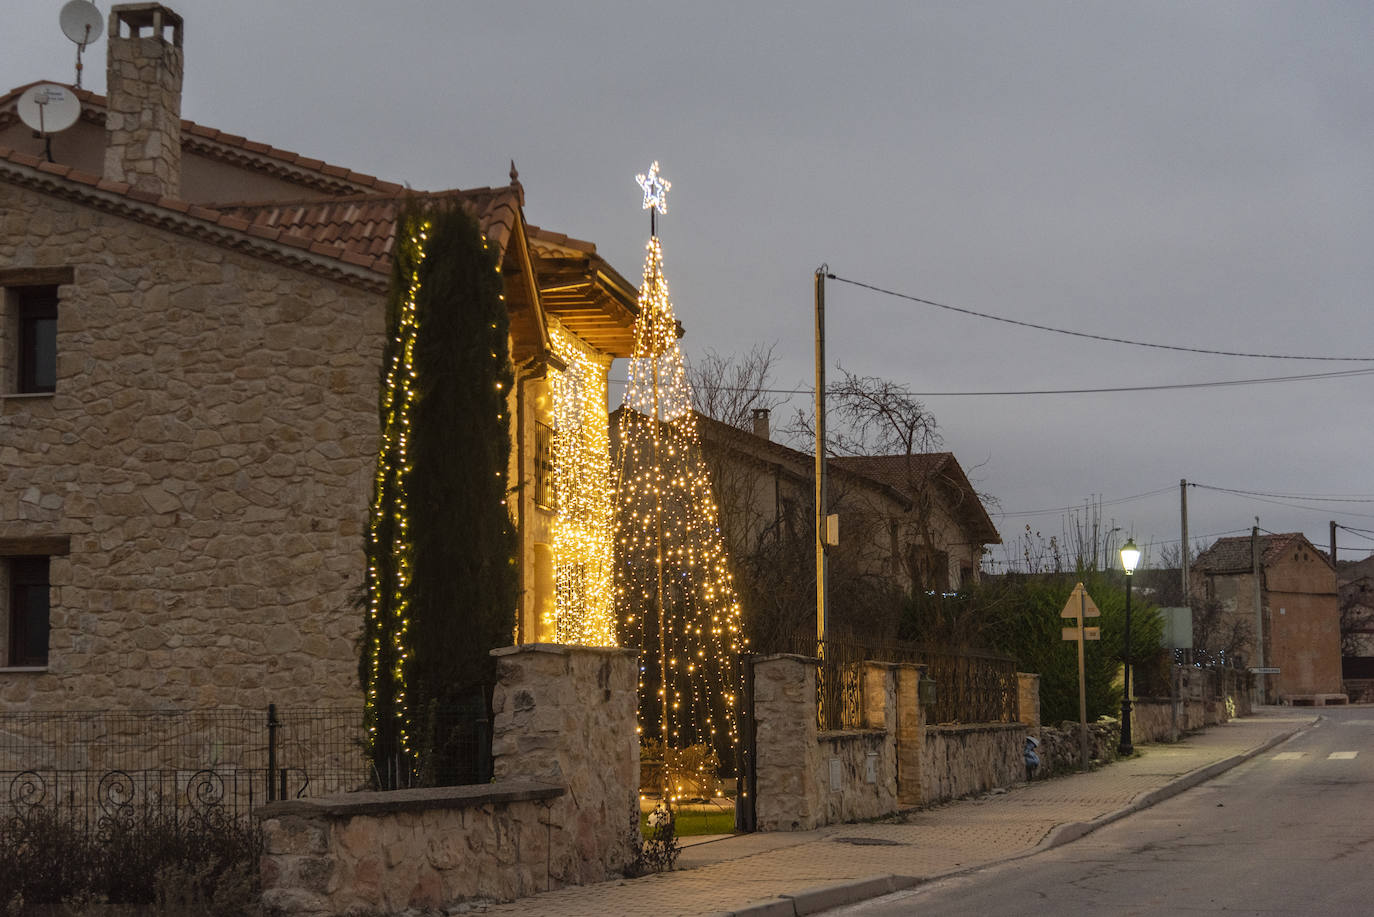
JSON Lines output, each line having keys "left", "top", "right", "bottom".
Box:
{"left": 1, "top": 82, "right": 404, "bottom": 195}
{"left": 0, "top": 143, "right": 391, "bottom": 283}
{"left": 214, "top": 185, "right": 513, "bottom": 212}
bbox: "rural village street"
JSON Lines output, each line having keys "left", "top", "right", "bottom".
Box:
{"left": 834, "top": 706, "right": 1374, "bottom": 916}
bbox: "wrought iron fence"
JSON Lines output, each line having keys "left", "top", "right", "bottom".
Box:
{"left": 772, "top": 637, "right": 1019, "bottom": 729}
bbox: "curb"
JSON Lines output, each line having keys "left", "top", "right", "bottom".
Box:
{"left": 1040, "top": 718, "right": 1314, "bottom": 850}
{"left": 706, "top": 874, "right": 920, "bottom": 917}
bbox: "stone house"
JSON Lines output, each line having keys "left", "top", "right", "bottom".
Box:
{"left": 0, "top": 4, "right": 637, "bottom": 713}
{"left": 690, "top": 409, "right": 1000, "bottom": 646}
{"left": 1192, "top": 532, "right": 1342, "bottom": 702}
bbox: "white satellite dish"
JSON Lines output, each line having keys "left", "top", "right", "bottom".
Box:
{"left": 60, "top": 1, "right": 103, "bottom": 88}
{"left": 17, "top": 84, "right": 82, "bottom": 135}
{"left": 60, "top": 0, "right": 103, "bottom": 46}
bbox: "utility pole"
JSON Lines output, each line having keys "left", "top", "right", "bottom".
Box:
{"left": 1180, "top": 479, "right": 1189, "bottom": 600}
{"left": 1252, "top": 523, "right": 1265, "bottom": 703}
{"left": 814, "top": 266, "right": 828, "bottom": 647}
{"left": 1331, "top": 520, "right": 1337, "bottom": 568}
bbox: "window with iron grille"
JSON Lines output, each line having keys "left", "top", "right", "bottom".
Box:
{"left": 534, "top": 421, "right": 556, "bottom": 509}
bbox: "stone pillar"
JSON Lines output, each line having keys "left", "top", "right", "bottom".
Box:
{"left": 1017, "top": 672, "right": 1041, "bottom": 732}
{"left": 490, "top": 644, "right": 640, "bottom": 885}
{"left": 104, "top": 4, "right": 184, "bottom": 197}
{"left": 752, "top": 654, "right": 821, "bottom": 831}
{"left": 895, "top": 664, "right": 926, "bottom": 806}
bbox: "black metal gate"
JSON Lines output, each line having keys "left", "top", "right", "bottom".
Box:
{"left": 734, "top": 653, "right": 757, "bottom": 832}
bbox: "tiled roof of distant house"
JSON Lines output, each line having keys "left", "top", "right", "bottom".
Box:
{"left": 1193, "top": 532, "right": 1332, "bottom": 575}
{"left": 832, "top": 454, "right": 1000, "bottom": 545}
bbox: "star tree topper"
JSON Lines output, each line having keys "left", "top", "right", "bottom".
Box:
{"left": 636, "top": 161, "right": 671, "bottom": 214}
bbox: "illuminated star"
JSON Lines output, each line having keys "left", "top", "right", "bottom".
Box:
{"left": 635, "top": 161, "right": 671, "bottom": 214}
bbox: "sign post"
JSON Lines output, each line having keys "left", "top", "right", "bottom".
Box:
{"left": 1061, "top": 582, "right": 1101, "bottom": 772}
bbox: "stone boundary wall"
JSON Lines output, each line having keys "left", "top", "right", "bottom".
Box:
{"left": 920, "top": 723, "right": 1025, "bottom": 803}
{"left": 1344, "top": 679, "right": 1374, "bottom": 704}
{"left": 1036, "top": 719, "right": 1122, "bottom": 778}
{"left": 752, "top": 655, "right": 1036, "bottom": 827}
{"left": 258, "top": 645, "right": 639, "bottom": 915}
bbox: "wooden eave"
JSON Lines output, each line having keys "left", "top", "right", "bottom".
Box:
{"left": 503, "top": 208, "right": 558, "bottom": 369}
{"left": 536, "top": 257, "right": 640, "bottom": 358}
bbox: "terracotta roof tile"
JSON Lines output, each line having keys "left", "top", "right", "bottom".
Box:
{"left": 216, "top": 186, "right": 525, "bottom": 268}
{"left": 0, "top": 143, "right": 388, "bottom": 289}
{"left": 1193, "top": 532, "right": 1329, "bottom": 575}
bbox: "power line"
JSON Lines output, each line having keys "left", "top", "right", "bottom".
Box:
{"left": 648, "top": 366, "right": 1374, "bottom": 399}
{"left": 1190, "top": 483, "right": 1374, "bottom": 504}
{"left": 1190, "top": 485, "right": 1374, "bottom": 521}
{"left": 994, "top": 486, "right": 1176, "bottom": 519}
{"left": 826, "top": 274, "right": 1374, "bottom": 363}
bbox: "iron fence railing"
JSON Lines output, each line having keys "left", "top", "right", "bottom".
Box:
{"left": 771, "top": 637, "right": 1019, "bottom": 729}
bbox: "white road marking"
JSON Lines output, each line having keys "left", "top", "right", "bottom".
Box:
{"left": 1273, "top": 752, "right": 1305, "bottom": 761}
{"left": 1328, "top": 751, "right": 1358, "bottom": 760}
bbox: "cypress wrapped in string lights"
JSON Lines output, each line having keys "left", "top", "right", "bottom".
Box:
{"left": 362, "top": 201, "right": 517, "bottom": 787}
{"left": 615, "top": 163, "right": 745, "bottom": 803}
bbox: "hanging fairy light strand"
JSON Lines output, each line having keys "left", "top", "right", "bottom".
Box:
{"left": 549, "top": 322, "right": 618, "bottom": 646}
{"left": 616, "top": 162, "right": 745, "bottom": 805}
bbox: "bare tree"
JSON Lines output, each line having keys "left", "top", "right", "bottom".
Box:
{"left": 688, "top": 343, "right": 787, "bottom": 431}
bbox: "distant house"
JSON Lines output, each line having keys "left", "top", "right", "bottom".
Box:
{"left": 687, "top": 409, "right": 1000, "bottom": 646}
{"left": 0, "top": 4, "right": 637, "bottom": 713}
{"left": 1192, "top": 532, "right": 1342, "bottom": 702}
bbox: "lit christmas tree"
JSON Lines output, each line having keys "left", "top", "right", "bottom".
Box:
{"left": 615, "top": 163, "right": 745, "bottom": 803}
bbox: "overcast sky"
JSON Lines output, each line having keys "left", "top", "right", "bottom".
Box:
{"left": 8, "top": 1, "right": 1373, "bottom": 570}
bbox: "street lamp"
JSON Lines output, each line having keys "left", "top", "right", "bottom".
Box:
{"left": 1118, "top": 537, "right": 1141, "bottom": 757}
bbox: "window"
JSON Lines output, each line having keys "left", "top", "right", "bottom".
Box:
{"left": 6, "top": 556, "right": 50, "bottom": 667}
{"left": 2, "top": 269, "right": 69, "bottom": 396}
{"left": 17, "top": 286, "right": 57, "bottom": 394}
{"left": 534, "top": 421, "right": 556, "bottom": 509}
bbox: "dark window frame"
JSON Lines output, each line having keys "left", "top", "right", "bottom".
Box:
{"left": 16, "top": 285, "right": 58, "bottom": 394}
{"left": 7, "top": 556, "right": 50, "bottom": 667}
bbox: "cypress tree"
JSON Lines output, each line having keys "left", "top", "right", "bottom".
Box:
{"left": 362, "top": 199, "right": 517, "bottom": 786}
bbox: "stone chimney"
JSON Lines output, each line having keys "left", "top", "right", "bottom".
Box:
{"left": 752, "top": 408, "right": 770, "bottom": 441}
{"left": 104, "top": 4, "right": 184, "bottom": 197}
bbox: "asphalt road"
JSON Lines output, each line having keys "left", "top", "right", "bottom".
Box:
{"left": 830, "top": 707, "right": 1374, "bottom": 916}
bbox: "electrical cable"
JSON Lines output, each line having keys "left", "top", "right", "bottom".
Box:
{"left": 1190, "top": 483, "right": 1374, "bottom": 503}
{"left": 826, "top": 274, "right": 1374, "bottom": 363}
{"left": 628, "top": 366, "right": 1374, "bottom": 399}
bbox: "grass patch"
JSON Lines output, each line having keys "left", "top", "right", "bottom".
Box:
{"left": 640, "top": 804, "right": 736, "bottom": 837}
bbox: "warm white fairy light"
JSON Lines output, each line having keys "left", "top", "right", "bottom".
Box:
{"left": 548, "top": 323, "right": 617, "bottom": 646}
{"left": 615, "top": 226, "right": 745, "bottom": 804}
{"left": 365, "top": 219, "right": 431, "bottom": 760}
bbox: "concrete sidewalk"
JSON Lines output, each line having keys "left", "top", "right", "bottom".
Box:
{"left": 479, "top": 708, "right": 1315, "bottom": 917}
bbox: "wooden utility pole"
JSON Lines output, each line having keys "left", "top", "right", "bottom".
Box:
{"left": 814, "top": 267, "right": 828, "bottom": 647}
{"left": 1331, "top": 520, "right": 1338, "bottom": 568}
{"left": 1252, "top": 523, "right": 1265, "bottom": 702}
{"left": 1180, "top": 479, "right": 1189, "bottom": 600}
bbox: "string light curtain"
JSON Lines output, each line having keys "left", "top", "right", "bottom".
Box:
{"left": 615, "top": 183, "right": 746, "bottom": 798}
{"left": 549, "top": 323, "right": 617, "bottom": 645}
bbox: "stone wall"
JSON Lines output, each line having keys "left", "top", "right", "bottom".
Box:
{"left": 1036, "top": 719, "right": 1122, "bottom": 777}
{"left": 258, "top": 644, "right": 639, "bottom": 915}
{"left": 489, "top": 644, "right": 639, "bottom": 885}
{"left": 1, "top": 182, "right": 381, "bottom": 713}
{"left": 920, "top": 723, "right": 1026, "bottom": 802}
{"left": 752, "top": 654, "right": 1032, "bottom": 826}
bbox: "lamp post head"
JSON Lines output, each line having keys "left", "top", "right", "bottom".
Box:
{"left": 1120, "top": 538, "right": 1141, "bottom": 575}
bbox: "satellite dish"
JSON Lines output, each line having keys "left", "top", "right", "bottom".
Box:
{"left": 17, "top": 84, "right": 82, "bottom": 135}
{"left": 60, "top": 0, "right": 103, "bottom": 46}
